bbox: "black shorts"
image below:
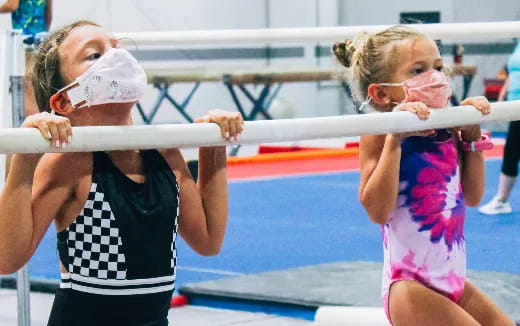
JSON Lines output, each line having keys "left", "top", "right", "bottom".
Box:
{"left": 47, "top": 288, "right": 171, "bottom": 326}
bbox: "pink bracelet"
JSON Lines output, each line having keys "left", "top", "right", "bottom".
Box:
{"left": 461, "top": 134, "right": 494, "bottom": 152}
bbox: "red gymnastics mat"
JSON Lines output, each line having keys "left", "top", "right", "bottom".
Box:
{"left": 227, "top": 144, "right": 504, "bottom": 180}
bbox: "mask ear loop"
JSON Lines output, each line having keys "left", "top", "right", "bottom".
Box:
{"left": 379, "top": 82, "right": 407, "bottom": 107}
{"left": 356, "top": 95, "right": 374, "bottom": 114}
{"left": 54, "top": 82, "right": 87, "bottom": 111}
{"left": 57, "top": 82, "right": 87, "bottom": 109}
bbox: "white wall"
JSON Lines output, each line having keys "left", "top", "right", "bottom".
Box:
{"left": 48, "top": 0, "right": 266, "bottom": 32}
{"left": 267, "top": 0, "right": 342, "bottom": 118}
{"left": 339, "top": 0, "right": 455, "bottom": 25}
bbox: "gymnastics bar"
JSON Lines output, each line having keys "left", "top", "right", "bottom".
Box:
{"left": 146, "top": 70, "right": 223, "bottom": 84}
{"left": 137, "top": 70, "right": 222, "bottom": 124}
{"left": 116, "top": 21, "right": 520, "bottom": 46}
{"left": 224, "top": 69, "right": 335, "bottom": 85}
{"left": 146, "top": 68, "right": 336, "bottom": 85}
{"left": 0, "top": 100, "right": 519, "bottom": 154}
{"left": 223, "top": 69, "right": 336, "bottom": 121}
{"left": 313, "top": 306, "right": 388, "bottom": 326}
{"left": 139, "top": 69, "right": 339, "bottom": 124}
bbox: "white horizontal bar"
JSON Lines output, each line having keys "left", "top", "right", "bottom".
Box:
{"left": 314, "top": 306, "right": 388, "bottom": 325}
{"left": 1, "top": 101, "right": 519, "bottom": 154}
{"left": 116, "top": 21, "right": 520, "bottom": 46}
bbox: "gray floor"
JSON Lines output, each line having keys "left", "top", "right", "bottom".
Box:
{"left": 2, "top": 261, "right": 518, "bottom": 325}
{"left": 181, "top": 261, "right": 520, "bottom": 322}
{"left": 0, "top": 289, "right": 311, "bottom": 326}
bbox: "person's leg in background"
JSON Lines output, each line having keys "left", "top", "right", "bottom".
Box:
{"left": 479, "top": 120, "right": 520, "bottom": 215}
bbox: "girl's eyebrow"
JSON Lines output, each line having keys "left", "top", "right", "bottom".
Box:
{"left": 76, "top": 40, "right": 99, "bottom": 54}
{"left": 408, "top": 58, "right": 443, "bottom": 67}
{"left": 75, "top": 37, "right": 118, "bottom": 55}
{"left": 403, "top": 61, "right": 427, "bottom": 70}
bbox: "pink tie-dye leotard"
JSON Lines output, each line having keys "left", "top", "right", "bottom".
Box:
{"left": 382, "top": 129, "right": 466, "bottom": 323}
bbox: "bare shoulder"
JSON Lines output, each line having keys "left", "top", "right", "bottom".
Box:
{"left": 158, "top": 148, "right": 184, "bottom": 167}
{"left": 157, "top": 148, "right": 190, "bottom": 177}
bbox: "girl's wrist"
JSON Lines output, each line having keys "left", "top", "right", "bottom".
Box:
{"left": 461, "top": 134, "right": 493, "bottom": 152}
{"left": 14, "top": 153, "right": 44, "bottom": 164}
{"left": 387, "top": 133, "right": 403, "bottom": 144}
{"left": 199, "top": 146, "right": 227, "bottom": 168}
{"left": 200, "top": 146, "right": 227, "bottom": 154}
{"left": 461, "top": 127, "right": 481, "bottom": 142}
{"left": 386, "top": 134, "right": 403, "bottom": 151}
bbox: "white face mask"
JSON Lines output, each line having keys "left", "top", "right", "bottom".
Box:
{"left": 58, "top": 48, "right": 147, "bottom": 109}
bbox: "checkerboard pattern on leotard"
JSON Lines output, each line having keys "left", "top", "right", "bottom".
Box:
{"left": 67, "top": 182, "right": 127, "bottom": 279}
{"left": 171, "top": 183, "right": 179, "bottom": 274}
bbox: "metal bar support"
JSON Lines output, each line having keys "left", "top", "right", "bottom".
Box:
{"left": 137, "top": 82, "right": 200, "bottom": 124}
{"left": 9, "top": 29, "right": 31, "bottom": 326}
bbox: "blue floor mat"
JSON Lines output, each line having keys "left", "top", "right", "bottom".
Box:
{"left": 28, "top": 160, "right": 520, "bottom": 289}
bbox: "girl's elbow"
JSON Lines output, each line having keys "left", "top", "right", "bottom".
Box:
{"left": 191, "top": 238, "right": 224, "bottom": 256}
{"left": 0, "top": 260, "right": 24, "bottom": 275}
{"left": 465, "top": 195, "right": 483, "bottom": 207}
{"left": 464, "top": 190, "right": 484, "bottom": 207}
{"left": 0, "top": 248, "right": 33, "bottom": 274}
{"left": 195, "top": 245, "right": 221, "bottom": 257}
{"left": 365, "top": 211, "right": 390, "bottom": 225}
{"left": 360, "top": 196, "right": 390, "bottom": 225}
{"left": 202, "top": 248, "right": 221, "bottom": 257}
{"left": 361, "top": 204, "right": 390, "bottom": 225}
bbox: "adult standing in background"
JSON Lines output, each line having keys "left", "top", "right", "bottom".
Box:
{"left": 479, "top": 40, "right": 520, "bottom": 215}
{"left": 0, "top": 0, "right": 52, "bottom": 117}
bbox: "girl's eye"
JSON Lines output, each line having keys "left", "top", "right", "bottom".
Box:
{"left": 413, "top": 68, "right": 424, "bottom": 75}
{"left": 435, "top": 66, "right": 443, "bottom": 72}
{"left": 86, "top": 53, "right": 101, "bottom": 61}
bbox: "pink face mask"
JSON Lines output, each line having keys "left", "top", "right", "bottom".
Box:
{"left": 380, "top": 69, "right": 452, "bottom": 108}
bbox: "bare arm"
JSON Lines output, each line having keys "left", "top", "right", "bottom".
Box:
{"left": 164, "top": 147, "right": 228, "bottom": 256}
{"left": 0, "top": 112, "right": 72, "bottom": 274}
{"left": 195, "top": 147, "right": 228, "bottom": 253}
{"left": 167, "top": 109, "right": 242, "bottom": 256}
{"left": 459, "top": 130, "right": 485, "bottom": 206}
{"left": 0, "top": 153, "right": 43, "bottom": 273}
{"left": 0, "top": 0, "right": 19, "bottom": 12}
{"left": 458, "top": 96, "right": 491, "bottom": 206}
{"left": 0, "top": 153, "right": 76, "bottom": 273}
{"left": 359, "top": 134, "right": 402, "bottom": 225}
{"left": 359, "top": 103, "right": 434, "bottom": 225}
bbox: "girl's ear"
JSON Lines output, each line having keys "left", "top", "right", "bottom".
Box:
{"left": 367, "top": 83, "right": 392, "bottom": 106}
{"left": 49, "top": 91, "right": 75, "bottom": 115}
